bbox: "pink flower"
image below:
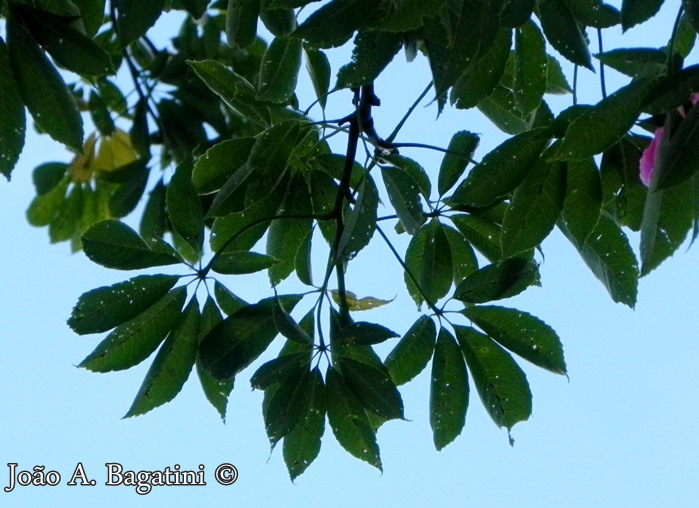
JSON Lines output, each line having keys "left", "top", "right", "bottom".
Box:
{"left": 640, "top": 126, "right": 663, "bottom": 187}
{"left": 639, "top": 92, "right": 699, "bottom": 187}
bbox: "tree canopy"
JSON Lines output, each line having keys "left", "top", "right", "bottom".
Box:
{"left": 1, "top": 0, "right": 698, "bottom": 480}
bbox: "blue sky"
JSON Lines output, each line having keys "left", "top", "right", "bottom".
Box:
{"left": 2, "top": 2, "right": 699, "bottom": 506}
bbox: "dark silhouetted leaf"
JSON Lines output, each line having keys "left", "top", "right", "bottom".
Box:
{"left": 513, "top": 21, "right": 547, "bottom": 115}
{"left": 438, "top": 131, "right": 480, "bottom": 196}
{"left": 79, "top": 287, "right": 187, "bottom": 372}
{"left": 455, "top": 325, "right": 532, "bottom": 431}
{"left": 338, "top": 356, "right": 404, "bottom": 420}
{"left": 621, "top": 0, "right": 663, "bottom": 31}
{"left": 117, "top": 0, "right": 166, "bottom": 46}
{"left": 385, "top": 316, "right": 437, "bottom": 386}
{"left": 336, "top": 31, "right": 402, "bottom": 89}
{"left": 0, "top": 36, "right": 25, "bottom": 179}
{"left": 560, "top": 157, "right": 602, "bottom": 247}
{"left": 537, "top": 0, "right": 593, "bottom": 69}
{"left": 454, "top": 258, "right": 539, "bottom": 304}
{"left": 69, "top": 274, "right": 180, "bottom": 335}
{"left": 404, "top": 219, "right": 453, "bottom": 306}
{"left": 333, "top": 322, "right": 399, "bottom": 346}
{"left": 258, "top": 36, "right": 303, "bottom": 103}
{"left": 463, "top": 305, "right": 567, "bottom": 374}
{"left": 212, "top": 251, "right": 278, "bottom": 274}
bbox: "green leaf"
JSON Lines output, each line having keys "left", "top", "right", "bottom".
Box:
{"left": 450, "top": 213, "right": 502, "bottom": 262}
{"left": 654, "top": 103, "right": 699, "bottom": 190}
{"left": 477, "top": 86, "right": 531, "bottom": 135}
{"left": 450, "top": 129, "right": 549, "bottom": 207}
{"left": 140, "top": 181, "right": 167, "bottom": 241}
{"left": 212, "top": 251, "right": 278, "bottom": 274}
{"left": 642, "top": 65, "right": 699, "bottom": 115}
{"left": 258, "top": 36, "right": 303, "bottom": 103}
{"left": 381, "top": 167, "right": 424, "bottom": 235}
{"left": 125, "top": 297, "right": 201, "bottom": 417}
{"left": 455, "top": 325, "right": 532, "bottom": 431}
{"left": 463, "top": 305, "right": 567, "bottom": 374}
{"left": 193, "top": 138, "right": 255, "bottom": 194}
{"left": 32, "top": 162, "right": 67, "bottom": 195}
{"left": 560, "top": 157, "right": 602, "bottom": 247}
{"left": 304, "top": 46, "right": 331, "bottom": 109}
{"left": 513, "top": 21, "right": 547, "bottom": 115}
{"left": 559, "top": 215, "right": 638, "bottom": 307}
{"left": 293, "top": 0, "right": 380, "bottom": 49}
{"left": 89, "top": 90, "right": 115, "bottom": 136}
{"left": 49, "top": 184, "right": 83, "bottom": 243}
{"left": 79, "top": 287, "right": 187, "bottom": 372}
{"left": 10, "top": 3, "right": 113, "bottom": 75}
{"left": 325, "top": 366, "right": 381, "bottom": 470}
{"left": 0, "top": 36, "right": 25, "bottom": 179}
{"left": 295, "top": 228, "right": 314, "bottom": 286}
{"left": 336, "top": 172, "right": 379, "bottom": 259}
{"left": 26, "top": 176, "right": 69, "bottom": 227}
{"left": 209, "top": 121, "right": 299, "bottom": 216}
{"left": 385, "top": 316, "right": 437, "bottom": 386}
{"left": 72, "top": 0, "right": 106, "bottom": 37}
{"left": 7, "top": 19, "right": 83, "bottom": 151}
{"left": 379, "top": 154, "right": 432, "bottom": 199}
{"left": 454, "top": 258, "right": 539, "bottom": 304}
{"left": 404, "top": 219, "right": 453, "bottom": 307}
{"left": 273, "top": 298, "right": 314, "bottom": 345}
{"left": 682, "top": 0, "right": 699, "bottom": 39}
{"left": 640, "top": 177, "right": 694, "bottom": 276}
{"left": 227, "top": 0, "right": 260, "bottom": 48}
{"left": 266, "top": 176, "right": 313, "bottom": 285}
{"left": 199, "top": 295, "right": 302, "bottom": 379}
{"left": 213, "top": 281, "right": 248, "bottom": 316}
{"left": 117, "top": 0, "right": 166, "bottom": 46}
{"left": 595, "top": 48, "right": 667, "bottom": 79}
{"left": 537, "top": 0, "right": 593, "bottom": 69}
{"left": 260, "top": 2, "right": 297, "bottom": 37}
{"left": 546, "top": 54, "right": 573, "bottom": 94}
{"left": 338, "top": 356, "right": 404, "bottom": 420}
{"left": 82, "top": 220, "right": 182, "bottom": 270}
{"left": 430, "top": 328, "right": 468, "bottom": 450}
{"left": 167, "top": 158, "right": 205, "bottom": 255}
{"left": 264, "top": 366, "right": 313, "bottom": 447}
{"left": 438, "top": 131, "right": 480, "bottom": 197}
{"left": 423, "top": 0, "right": 501, "bottom": 103}
{"left": 501, "top": 0, "right": 535, "bottom": 27}
{"left": 500, "top": 146, "right": 567, "bottom": 257}
{"left": 450, "top": 28, "right": 512, "bottom": 110}
{"left": 210, "top": 173, "right": 288, "bottom": 253}
{"left": 69, "top": 274, "right": 180, "bottom": 335}
{"left": 442, "top": 224, "right": 479, "bottom": 283}
{"left": 188, "top": 59, "right": 270, "bottom": 128}
{"left": 196, "top": 297, "right": 234, "bottom": 421}
{"left": 336, "top": 31, "right": 402, "bottom": 89}
{"left": 621, "top": 0, "right": 664, "bottom": 31}
{"left": 557, "top": 78, "right": 658, "bottom": 160}
{"left": 566, "top": 0, "right": 620, "bottom": 28}
{"left": 283, "top": 367, "right": 325, "bottom": 481}
{"left": 333, "top": 322, "right": 399, "bottom": 346}
{"left": 329, "top": 290, "right": 394, "bottom": 311}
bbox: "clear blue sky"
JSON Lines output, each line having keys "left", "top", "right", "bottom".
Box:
{"left": 2, "top": 2, "right": 699, "bottom": 506}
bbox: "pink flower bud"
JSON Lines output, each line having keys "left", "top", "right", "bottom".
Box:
{"left": 640, "top": 127, "right": 663, "bottom": 187}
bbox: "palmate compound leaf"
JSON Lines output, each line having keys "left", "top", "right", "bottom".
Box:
{"left": 79, "top": 287, "right": 187, "bottom": 373}
{"left": 326, "top": 365, "right": 382, "bottom": 471}
{"left": 454, "top": 325, "right": 532, "bottom": 433}
{"left": 283, "top": 367, "right": 326, "bottom": 481}
{"left": 430, "top": 328, "right": 468, "bottom": 450}
{"left": 68, "top": 274, "right": 181, "bottom": 335}
{"left": 0, "top": 36, "right": 25, "bottom": 179}
{"left": 196, "top": 296, "right": 234, "bottom": 421}
{"left": 198, "top": 295, "right": 302, "bottom": 379}
{"left": 385, "top": 316, "right": 437, "bottom": 386}
{"left": 82, "top": 220, "right": 182, "bottom": 270}
{"left": 453, "top": 258, "right": 540, "bottom": 304}
{"left": 125, "top": 296, "right": 201, "bottom": 418}
{"left": 462, "top": 305, "right": 567, "bottom": 375}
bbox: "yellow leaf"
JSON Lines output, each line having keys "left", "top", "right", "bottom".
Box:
{"left": 330, "top": 290, "right": 395, "bottom": 311}
{"left": 68, "top": 132, "right": 98, "bottom": 183}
